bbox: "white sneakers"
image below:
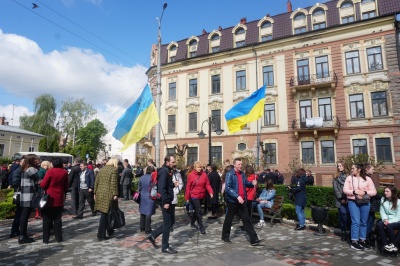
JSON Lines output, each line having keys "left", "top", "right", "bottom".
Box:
{"left": 384, "top": 243, "right": 398, "bottom": 252}
{"left": 255, "top": 221, "right": 266, "bottom": 229}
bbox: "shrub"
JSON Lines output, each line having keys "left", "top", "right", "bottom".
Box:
{"left": 0, "top": 189, "right": 16, "bottom": 220}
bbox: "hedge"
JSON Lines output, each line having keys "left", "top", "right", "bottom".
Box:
{"left": 0, "top": 189, "right": 16, "bottom": 220}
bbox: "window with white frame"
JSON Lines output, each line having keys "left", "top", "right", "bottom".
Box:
{"left": 321, "top": 140, "right": 335, "bottom": 163}
{"left": 315, "top": 56, "right": 329, "bottom": 79}
{"left": 264, "top": 104, "right": 276, "bottom": 125}
{"left": 169, "top": 44, "right": 177, "bottom": 62}
{"left": 352, "top": 139, "right": 368, "bottom": 155}
{"left": 187, "top": 147, "right": 198, "bottom": 165}
{"left": 236, "top": 70, "right": 246, "bottom": 91}
{"left": 345, "top": 51, "right": 361, "bottom": 74}
{"left": 301, "top": 141, "right": 315, "bottom": 164}
{"left": 318, "top": 98, "right": 332, "bottom": 121}
{"left": 264, "top": 143, "right": 277, "bottom": 164}
{"left": 297, "top": 59, "right": 310, "bottom": 85}
{"left": 312, "top": 8, "right": 326, "bottom": 29}
{"left": 211, "top": 146, "right": 222, "bottom": 164}
{"left": 168, "top": 115, "right": 176, "bottom": 133}
{"left": 0, "top": 144, "right": 4, "bottom": 157}
{"left": 349, "top": 94, "right": 365, "bottom": 118}
{"left": 375, "top": 137, "right": 392, "bottom": 162}
{"left": 300, "top": 99, "right": 312, "bottom": 127}
{"left": 294, "top": 13, "right": 307, "bottom": 34}
{"left": 263, "top": 65, "right": 274, "bottom": 86}
{"left": 367, "top": 46, "right": 383, "bottom": 71}
{"left": 340, "top": 1, "right": 355, "bottom": 24}
{"left": 189, "top": 40, "right": 198, "bottom": 58}
{"left": 168, "top": 82, "right": 176, "bottom": 100}
{"left": 166, "top": 148, "right": 175, "bottom": 156}
{"left": 361, "top": 0, "right": 376, "bottom": 19}
{"left": 235, "top": 28, "right": 246, "bottom": 47}
{"left": 371, "top": 91, "right": 388, "bottom": 117}
{"left": 260, "top": 21, "right": 273, "bottom": 41}
{"left": 211, "top": 75, "right": 220, "bottom": 94}
{"left": 237, "top": 143, "right": 246, "bottom": 151}
{"left": 189, "top": 112, "right": 197, "bottom": 132}
{"left": 210, "top": 34, "right": 220, "bottom": 53}
{"left": 189, "top": 79, "right": 197, "bottom": 97}
{"left": 211, "top": 109, "right": 221, "bottom": 131}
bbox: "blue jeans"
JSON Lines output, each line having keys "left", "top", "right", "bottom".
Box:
{"left": 256, "top": 202, "right": 272, "bottom": 220}
{"left": 338, "top": 205, "right": 349, "bottom": 232}
{"left": 348, "top": 200, "right": 370, "bottom": 241}
{"left": 295, "top": 205, "right": 305, "bottom": 227}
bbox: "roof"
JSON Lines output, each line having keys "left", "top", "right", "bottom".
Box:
{"left": 0, "top": 125, "right": 44, "bottom": 137}
{"left": 158, "top": 0, "right": 399, "bottom": 65}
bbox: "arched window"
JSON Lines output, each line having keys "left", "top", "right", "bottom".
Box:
{"left": 189, "top": 40, "right": 198, "bottom": 58}
{"left": 235, "top": 28, "right": 245, "bottom": 35}
{"left": 313, "top": 8, "right": 325, "bottom": 16}
{"left": 259, "top": 18, "right": 273, "bottom": 42}
{"left": 170, "top": 45, "right": 176, "bottom": 51}
{"left": 261, "top": 21, "right": 271, "bottom": 28}
{"left": 313, "top": 8, "right": 326, "bottom": 29}
{"left": 293, "top": 13, "right": 307, "bottom": 34}
{"left": 341, "top": 1, "right": 353, "bottom": 8}
{"left": 211, "top": 34, "right": 220, "bottom": 41}
{"left": 294, "top": 13, "right": 306, "bottom": 21}
{"left": 340, "top": 1, "right": 355, "bottom": 24}
{"left": 168, "top": 43, "right": 178, "bottom": 62}
{"left": 361, "top": 0, "right": 376, "bottom": 19}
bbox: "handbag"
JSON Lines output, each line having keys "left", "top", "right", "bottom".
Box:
{"left": 352, "top": 176, "right": 370, "bottom": 204}
{"left": 108, "top": 203, "right": 125, "bottom": 230}
{"left": 133, "top": 191, "right": 140, "bottom": 204}
{"left": 33, "top": 191, "right": 49, "bottom": 209}
{"left": 13, "top": 190, "right": 21, "bottom": 205}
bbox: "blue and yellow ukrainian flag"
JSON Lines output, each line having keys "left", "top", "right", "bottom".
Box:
{"left": 224, "top": 84, "right": 266, "bottom": 133}
{"left": 113, "top": 84, "right": 159, "bottom": 151}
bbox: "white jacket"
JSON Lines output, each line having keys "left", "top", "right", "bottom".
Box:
{"left": 380, "top": 198, "right": 400, "bottom": 223}
{"left": 172, "top": 171, "right": 183, "bottom": 205}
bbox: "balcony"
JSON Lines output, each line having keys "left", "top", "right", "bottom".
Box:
{"left": 291, "top": 116, "right": 341, "bottom": 139}
{"left": 289, "top": 72, "right": 338, "bottom": 93}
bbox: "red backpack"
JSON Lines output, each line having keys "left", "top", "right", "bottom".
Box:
{"left": 149, "top": 170, "right": 161, "bottom": 200}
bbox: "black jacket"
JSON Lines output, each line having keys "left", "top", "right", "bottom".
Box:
{"left": 68, "top": 164, "right": 81, "bottom": 189}
{"left": 157, "top": 164, "right": 174, "bottom": 205}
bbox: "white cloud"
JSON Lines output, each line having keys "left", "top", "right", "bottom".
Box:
{"left": 0, "top": 104, "right": 34, "bottom": 127}
{"left": 0, "top": 29, "right": 148, "bottom": 133}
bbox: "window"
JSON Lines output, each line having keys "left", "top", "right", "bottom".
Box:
{"left": 300, "top": 99, "right": 312, "bottom": 127}
{"left": 295, "top": 27, "right": 307, "bottom": 34}
{"left": 345, "top": 51, "right": 361, "bottom": 74}
{"left": 187, "top": 147, "right": 198, "bottom": 165}
{"left": 261, "top": 35, "right": 273, "bottom": 42}
{"left": 189, "top": 40, "right": 197, "bottom": 58}
{"left": 264, "top": 104, "right": 276, "bottom": 125}
{"left": 313, "top": 9, "right": 325, "bottom": 16}
{"left": 211, "top": 146, "right": 222, "bottom": 164}
{"left": 169, "top": 45, "right": 177, "bottom": 62}
{"left": 211, "top": 34, "right": 220, "bottom": 41}
{"left": 170, "top": 56, "right": 176, "bottom": 62}
{"left": 375, "top": 138, "right": 392, "bottom": 162}
{"left": 318, "top": 98, "right": 332, "bottom": 121}
{"left": 264, "top": 143, "right": 277, "bottom": 164}
{"left": 189, "top": 79, "right": 197, "bottom": 97}
{"left": 321, "top": 140, "right": 335, "bottom": 163}
{"left": 294, "top": 13, "right": 306, "bottom": 20}
{"left": 341, "top": 1, "right": 355, "bottom": 24}
{"left": 371, "top": 91, "right": 388, "bottom": 117}
{"left": 261, "top": 21, "right": 271, "bottom": 28}
{"left": 166, "top": 148, "right": 175, "bottom": 156}
{"left": 211, "top": 109, "right": 221, "bottom": 131}
{"left": 189, "top": 112, "right": 197, "bottom": 132}
{"left": 301, "top": 141, "right": 315, "bottom": 164}
{"left": 211, "top": 75, "right": 220, "bottom": 94}
{"left": 0, "top": 144, "right": 4, "bottom": 156}
{"left": 297, "top": 59, "right": 310, "bottom": 85}
{"left": 237, "top": 143, "right": 246, "bottom": 151}
{"left": 211, "top": 34, "right": 220, "bottom": 53}
{"left": 236, "top": 70, "right": 246, "bottom": 91}
{"left": 168, "top": 82, "right": 176, "bottom": 100}
{"left": 168, "top": 115, "right": 176, "bottom": 133}
{"left": 342, "top": 16, "right": 355, "bottom": 24}
{"left": 314, "top": 22, "right": 326, "bottom": 29}
{"left": 353, "top": 139, "right": 368, "bottom": 155}
{"left": 349, "top": 94, "right": 365, "bottom": 118}
{"left": 235, "top": 28, "right": 245, "bottom": 47}
{"left": 263, "top": 66, "right": 274, "bottom": 86}
{"left": 315, "top": 56, "right": 329, "bottom": 78}
{"left": 341, "top": 1, "right": 353, "bottom": 8}
{"left": 367, "top": 46, "right": 383, "bottom": 71}
{"left": 212, "top": 47, "right": 220, "bottom": 53}
{"left": 29, "top": 146, "right": 35, "bottom": 152}
{"left": 363, "top": 11, "right": 375, "bottom": 19}
{"left": 236, "top": 40, "right": 245, "bottom": 47}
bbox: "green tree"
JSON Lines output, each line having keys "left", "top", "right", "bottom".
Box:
{"left": 70, "top": 119, "right": 107, "bottom": 160}
{"left": 19, "top": 94, "right": 60, "bottom": 152}
{"left": 59, "top": 98, "right": 96, "bottom": 147}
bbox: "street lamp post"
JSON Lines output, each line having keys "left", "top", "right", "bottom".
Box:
{"left": 155, "top": 2, "right": 167, "bottom": 168}
{"left": 198, "top": 117, "right": 224, "bottom": 166}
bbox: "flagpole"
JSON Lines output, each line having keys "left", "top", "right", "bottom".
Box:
{"left": 252, "top": 45, "right": 260, "bottom": 170}
{"left": 155, "top": 3, "right": 167, "bottom": 167}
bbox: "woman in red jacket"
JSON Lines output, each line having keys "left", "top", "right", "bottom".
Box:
{"left": 185, "top": 161, "right": 213, "bottom": 234}
{"left": 245, "top": 165, "right": 257, "bottom": 220}
{"left": 40, "top": 157, "right": 69, "bottom": 244}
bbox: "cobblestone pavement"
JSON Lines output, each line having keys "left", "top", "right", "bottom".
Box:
{"left": 0, "top": 196, "right": 399, "bottom": 266}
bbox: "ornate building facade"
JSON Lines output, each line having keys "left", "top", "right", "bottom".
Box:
{"left": 147, "top": 0, "right": 400, "bottom": 182}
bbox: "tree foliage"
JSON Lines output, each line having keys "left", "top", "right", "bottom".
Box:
{"left": 19, "top": 94, "right": 60, "bottom": 152}
{"left": 67, "top": 119, "right": 107, "bottom": 161}
{"left": 60, "top": 98, "right": 96, "bottom": 146}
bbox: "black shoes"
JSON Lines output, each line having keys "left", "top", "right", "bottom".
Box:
{"left": 295, "top": 226, "right": 305, "bottom": 230}
{"left": 147, "top": 235, "right": 159, "bottom": 248}
{"left": 190, "top": 223, "right": 199, "bottom": 230}
{"left": 221, "top": 238, "right": 232, "bottom": 243}
{"left": 208, "top": 216, "right": 218, "bottom": 220}
{"left": 162, "top": 247, "right": 178, "bottom": 254}
{"left": 18, "top": 236, "right": 35, "bottom": 244}
{"left": 9, "top": 233, "right": 20, "bottom": 239}
{"left": 97, "top": 237, "right": 109, "bottom": 241}
{"left": 251, "top": 239, "right": 265, "bottom": 246}
{"left": 358, "top": 240, "right": 371, "bottom": 250}
{"left": 200, "top": 227, "right": 206, "bottom": 235}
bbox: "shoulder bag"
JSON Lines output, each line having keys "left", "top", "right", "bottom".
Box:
{"left": 352, "top": 176, "right": 370, "bottom": 204}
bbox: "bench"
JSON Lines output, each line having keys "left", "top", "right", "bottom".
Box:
{"left": 261, "top": 195, "right": 284, "bottom": 227}
{"left": 379, "top": 178, "right": 394, "bottom": 187}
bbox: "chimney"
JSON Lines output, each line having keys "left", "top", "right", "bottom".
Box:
{"left": 287, "top": 0, "right": 292, "bottom": 12}
{"left": 240, "top": 17, "right": 247, "bottom": 24}
{"left": 218, "top": 26, "right": 222, "bottom": 31}
{"left": 202, "top": 29, "right": 207, "bottom": 35}
{"left": 0, "top": 117, "right": 5, "bottom": 125}
{"left": 266, "top": 13, "right": 270, "bottom": 17}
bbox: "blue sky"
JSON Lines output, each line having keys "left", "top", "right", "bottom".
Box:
{"left": 0, "top": 0, "right": 319, "bottom": 130}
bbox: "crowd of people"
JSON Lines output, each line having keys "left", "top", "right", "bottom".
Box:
{"left": 3, "top": 154, "right": 400, "bottom": 256}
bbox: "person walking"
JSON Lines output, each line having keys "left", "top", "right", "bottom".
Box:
{"left": 68, "top": 158, "right": 82, "bottom": 215}
{"left": 138, "top": 166, "right": 156, "bottom": 234}
{"left": 333, "top": 161, "right": 349, "bottom": 242}
{"left": 40, "top": 157, "right": 68, "bottom": 244}
{"left": 147, "top": 155, "right": 178, "bottom": 254}
{"left": 208, "top": 165, "right": 221, "bottom": 220}
{"left": 94, "top": 158, "right": 119, "bottom": 241}
{"left": 18, "top": 154, "right": 40, "bottom": 244}
{"left": 120, "top": 161, "right": 133, "bottom": 201}
{"left": 74, "top": 162, "right": 96, "bottom": 219}
{"left": 185, "top": 161, "right": 214, "bottom": 234}
{"left": 221, "top": 158, "right": 263, "bottom": 246}
{"left": 289, "top": 168, "right": 307, "bottom": 231}
{"left": 245, "top": 165, "right": 257, "bottom": 220}
{"left": 343, "top": 164, "right": 377, "bottom": 251}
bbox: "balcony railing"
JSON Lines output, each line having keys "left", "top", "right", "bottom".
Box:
{"left": 292, "top": 116, "right": 341, "bottom": 130}
{"left": 289, "top": 71, "right": 338, "bottom": 87}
